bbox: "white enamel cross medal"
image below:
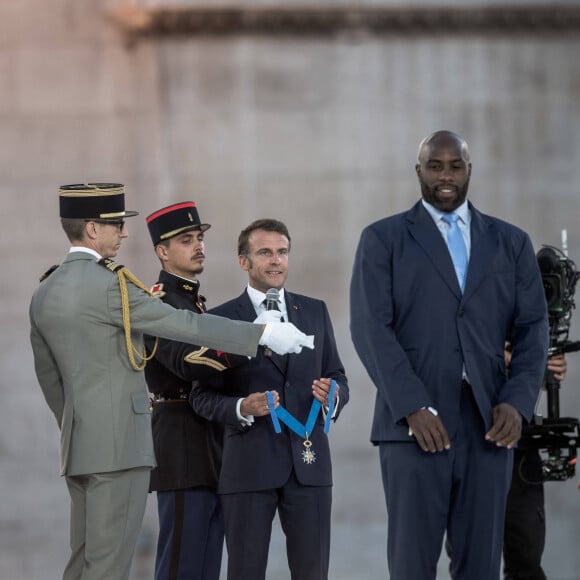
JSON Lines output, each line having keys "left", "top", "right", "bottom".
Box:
{"left": 301, "top": 433, "right": 316, "bottom": 465}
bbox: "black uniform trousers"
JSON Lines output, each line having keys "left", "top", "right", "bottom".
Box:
{"left": 503, "top": 448, "right": 546, "bottom": 580}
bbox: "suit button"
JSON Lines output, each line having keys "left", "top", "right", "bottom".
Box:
{"left": 458, "top": 309, "right": 464, "bottom": 316}
{"left": 285, "top": 382, "right": 291, "bottom": 388}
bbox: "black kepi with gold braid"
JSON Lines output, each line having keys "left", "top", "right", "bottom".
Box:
{"left": 146, "top": 201, "right": 210, "bottom": 246}
{"left": 59, "top": 183, "right": 138, "bottom": 220}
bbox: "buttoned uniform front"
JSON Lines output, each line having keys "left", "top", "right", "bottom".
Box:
{"left": 350, "top": 200, "right": 549, "bottom": 580}
{"left": 145, "top": 270, "right": 248, "bottom": 580}
{"left": 145, "top": 271, "right": 249, "bottom": 490}
{"left": 190, "top": 288, "right": 349, "bottom": 580}
{"left": 29, "top": 251, "right": 264, "bottom": 580}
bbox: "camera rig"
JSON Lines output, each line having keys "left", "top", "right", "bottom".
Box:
{"left": 519, "top": 234, "right": 580, "bottom": 482}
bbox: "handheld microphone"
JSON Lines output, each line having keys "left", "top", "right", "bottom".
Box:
{"left": 265, "top": 288, "right": 280, "bottom": 311}
{"left": 263, "top": 288, "right": 281, "bottom": 358}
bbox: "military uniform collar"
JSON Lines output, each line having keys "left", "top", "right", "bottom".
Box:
{"left": 157, "top": 270, "right": 202, "bottom": 297}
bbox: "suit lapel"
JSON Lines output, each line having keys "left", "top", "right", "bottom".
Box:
{"left": 284, "top": 292, "right": 297, "bottom": 324}
{"left": 407, "top": 202, "right": 462, "bottom": 300}
{"left": 239, "top": 290, "right": 287, "bottom": 376}
{"left": 235, "top": 291, "right": 257, "bottom": 323}
{"left": 462, "top": 205, "right": 496, "bottom": 302}
{"left": 283, "top": 292, "right": 302, "bottom": 375}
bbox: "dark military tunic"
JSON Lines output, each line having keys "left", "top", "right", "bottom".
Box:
{"left": 145, "top": 270, "right": 246, "bottom": 491}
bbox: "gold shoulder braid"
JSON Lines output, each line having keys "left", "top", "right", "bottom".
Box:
{"left": 99, "top": 258, "right": 159, "bottom": 371}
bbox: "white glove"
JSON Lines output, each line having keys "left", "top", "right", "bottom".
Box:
{"left": 258, "top": 321, "right": 315, "bottom": 355}
{"left": 253, "top": 309, "right": 283, "bottom": 324}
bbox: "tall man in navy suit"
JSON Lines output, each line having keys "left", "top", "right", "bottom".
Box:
{"left": 350, "top": 130, "right": 549, "bottom": 580}
{"left": 190, "top": 218, "right": 349, "bottom": 580}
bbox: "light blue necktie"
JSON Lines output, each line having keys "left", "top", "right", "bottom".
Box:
{"left": 442, "top": 213, "right": 468, "bottom": 292}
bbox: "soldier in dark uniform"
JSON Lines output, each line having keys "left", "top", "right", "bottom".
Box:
{"left": 144, "top": 202, "right": 247, "bottom": 580}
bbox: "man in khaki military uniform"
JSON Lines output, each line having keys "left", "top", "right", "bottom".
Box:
{"left": 29, "top": 183, "right": 311, "bottom": 580}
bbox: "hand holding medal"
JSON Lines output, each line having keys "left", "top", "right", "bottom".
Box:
{"left": 312, "top": 377, "right": 339, "bottom": 408}
{"left": 266, "top": 379, "right": 338, "bottom": 465}
{"left": 240, "top": 390, "right": 279, "bottom": 417}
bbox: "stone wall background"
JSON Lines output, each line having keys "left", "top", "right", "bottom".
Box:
{"left": 1, "top": 1, "right": 580, "bottom": 578}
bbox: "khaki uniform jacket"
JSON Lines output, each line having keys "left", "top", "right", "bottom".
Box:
{"left": 29, "top": 251, "right": 262, "bottom": 477}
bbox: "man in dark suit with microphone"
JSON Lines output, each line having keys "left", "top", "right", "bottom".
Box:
{"left": 190, "top": 218, "right": 349, "bottom": 580}
{"left": 350, "top": 130, "right": 549, "bottom": 579}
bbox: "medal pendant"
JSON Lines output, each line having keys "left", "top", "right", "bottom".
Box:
{"left": 301, "top": 433, "right": 316, "bottom": 465}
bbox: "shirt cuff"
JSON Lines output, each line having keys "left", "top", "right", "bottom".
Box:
{"left": 236, "top": 397, "right": 254, "bottom": 426}
{"left": 322, "top": 395, "right": 340, "bottom": 420}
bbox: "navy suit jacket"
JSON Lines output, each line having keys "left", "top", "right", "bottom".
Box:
{"left": 190, "top": 289, "right": 349, "bottom": 494}
{"left": 350, "top": 200, "right": 549, "bottom": 443}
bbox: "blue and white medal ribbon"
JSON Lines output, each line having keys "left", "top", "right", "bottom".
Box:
{"left": 266, "top": 379, "right": 337, "bottom": 465}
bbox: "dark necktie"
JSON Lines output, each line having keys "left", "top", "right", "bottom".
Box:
{"left": 263, "top": 299, "right": 284, "bottom": 321}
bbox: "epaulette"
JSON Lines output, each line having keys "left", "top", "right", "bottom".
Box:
{"left": 150, "top": 283, "right": 166, "bottom": 298}
{"left": 39, "top": 264, "right": 59, "bottom": 282}
{"left": 98, "top": 258, "right": 124, "bottom": 273}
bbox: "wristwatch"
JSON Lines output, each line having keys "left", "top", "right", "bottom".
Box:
{"left": 408, "top": 406, "right": 439, "bottom": 437}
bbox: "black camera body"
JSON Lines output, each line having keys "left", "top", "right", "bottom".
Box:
{"left": 519, "top": 244, "right": 580, "bottom": 482}
{"left": 537, "top": 245, "right": 580, "bottom": 357}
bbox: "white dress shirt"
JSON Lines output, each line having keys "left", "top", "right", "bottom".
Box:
{"left": 69, "top": 246, "right": 102, "bottom": 259}
{"left": 421, "top": 199, "right": 471, "bottom": 256}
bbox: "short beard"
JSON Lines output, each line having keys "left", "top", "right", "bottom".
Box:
{"left": 420, "top": 180, "right": 469, "bottom": 213}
